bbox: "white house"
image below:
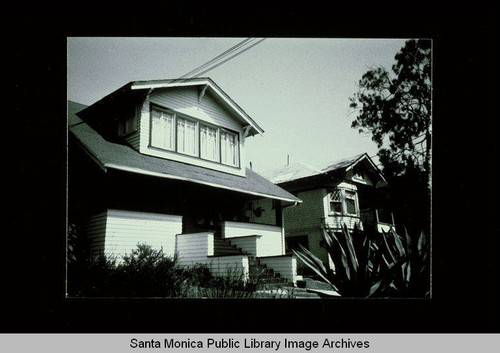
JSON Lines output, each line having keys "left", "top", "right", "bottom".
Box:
{"left": 68, "top": 78, "right": 302, "bottom": 286}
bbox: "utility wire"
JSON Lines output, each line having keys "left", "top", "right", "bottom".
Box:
{"left": 179, "top": 38, "right": 256, "bottom": 79}
{"left": 147, "top": 38, "right": 266, "bottom": 100}
{"left": 191, "top": 38, "right": 267, "bottom": 77}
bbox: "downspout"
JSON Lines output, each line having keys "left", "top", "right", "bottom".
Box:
{"left": 280, "top": 201, "right": 299, "bottom": 255}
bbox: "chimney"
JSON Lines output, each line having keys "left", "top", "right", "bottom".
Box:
{"left": 249, "top": 161, "right": 253, "bottom": 170}
{"left": 287, "top": 154, "right": 290, "bottom": 166}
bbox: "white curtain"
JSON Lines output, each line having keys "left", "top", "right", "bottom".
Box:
{"left": 177, "top": 117, "right": 197, "bottom": 156}
{"left": 221, "top": 131, "right": 238, "bottom": 166}
{"left": 151, "top": 110, "right": 174, "bottom": 150}
{"left": 200, "top": 125, "right": 218, "bottom": 161}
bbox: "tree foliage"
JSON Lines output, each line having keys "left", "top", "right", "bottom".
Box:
{"left": 349, "top": 39, "right": 431, "bottom": 179}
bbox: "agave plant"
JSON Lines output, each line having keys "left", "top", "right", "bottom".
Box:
{"left": 378, "top": 228, "right": 430, "bottom": 297}
{"left": 294, "top": 224, "right": 384, "bottom": 297}
{"left": 294, "top": 224, "right": 430, "bottom": 298}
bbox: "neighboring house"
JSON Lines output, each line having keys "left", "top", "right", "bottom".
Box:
{"left": 68, "top": 77, "right": 302, "bottom": 285}
{"left": 260, "top": 154, "right": 394, "bottom": 268}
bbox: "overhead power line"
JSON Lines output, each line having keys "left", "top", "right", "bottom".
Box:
{"left": 147, "top": 37, "right": 266, "bottom": 100}
{"left": 191, "top": 38, "right": 267, "bottom": 77}
{"left": 179, "top": 37, "right": 256, "bottom": 79}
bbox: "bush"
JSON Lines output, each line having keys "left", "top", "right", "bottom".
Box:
{"left": 68, "top": 243, "right": 262, "bottom": 298}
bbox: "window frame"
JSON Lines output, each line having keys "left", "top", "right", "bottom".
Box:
{"left": 328, "top": 187, "right": 360, "bottom": 217}
{"left": 118, "top": 112, "right": 138, "bottom": 137}
{"left": 148, "top": 104, "right": 240, "bottom": 168}
{"left": 220, "top": 128, "right": 240, "bottom": 167}
{"left": 150, "top": 107, "right": 176, "bottom": 151}
{"left": 176, "top": 115, "right": 199, "bottom": 157}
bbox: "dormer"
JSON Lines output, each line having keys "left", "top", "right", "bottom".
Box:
{"left": 77, "top": 78, "right": 264, "bottom": 177}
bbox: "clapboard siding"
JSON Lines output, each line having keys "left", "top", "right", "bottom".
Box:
{"left": 103, "top": 209, "right": 182, "bottom": 258}
{"left": 223, "top": 221, "right": 284, "bottom": 256}
{"left": 124, "top": 131, "right": 140, "bottom": 150}
{"left": 175, "top": 232, "right": 249, "bottom": 279}
{"left": 258, "top": 255, "right": 297, "bottom": 284}
{"left": 138, "top": 87, "right": 246, "bottom": 177}
{"left": 86, "top": 212, "right": 108, "bottom": 257}
{"left": 149, "top": 87, "right": 242, "bottom": 132}
{"left": 207, "top": 256, "right": 249, "bottom": 279}
{"left": 176, "top": 232, "right": 213, "bottom": 264}
{"left": 228, "top": 236, "right": 259, "bottom": 256}
{"left": 324, "top": 216, "right": 363, "bottom": 231}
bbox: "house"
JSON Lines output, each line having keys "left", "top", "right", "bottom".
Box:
{"left": 260, "top": 153, "right": 394, "bottom": 268}
{"left": 68, "top": 77, "right": 302, "bottom": 286}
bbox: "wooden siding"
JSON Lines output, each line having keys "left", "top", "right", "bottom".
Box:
{"left": 103, "top": 209, "right": 182, "bottom": 258}
{"left": 138, "top": 87, "right": 246, "bottom": 176}
{"left": 223, "top": 221, "right": 284, "bottom": 256}
{"left": 284, "top": 188, "right": 327, "bottom": 234}
{"left": 123, "top": 131, "right": 140, "bottom": 151}
{"left": 176, "top": 232, "right": 249, "bottom": 279}
{"left": 149, "top": 87, "right": 242, "bottom": 132}
{"left": 258, "top": 255, "right": 297, "bottom": 284}
{"left": 205, "top": 256, "right": 249, "bottom": 280}
{"left": 323, "top": 216, "right": 363, "bottom": 231}
{"left": 86, "top": 211, "right": 108, "bottom": 257}
{"left": 176, "top": 232, "right": 214, "bottom": 264}
{"left": 228, "top": 235, "right": 259, "bottom": 256}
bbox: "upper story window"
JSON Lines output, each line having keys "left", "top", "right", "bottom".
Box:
{"left": 221, "top": 130, "right": 239, "bottom": 167}
{"left": 149, "top": 105, "right": 240, "bottom": 167}
{"left": 328, "top": 188, "right": 359, "bottom": 216}
{"left": 151, "top": 109, "right": 175, "bottom": 150}
{"left": 118, "top": 113, "right": 137, "bottom": 136}
{"left": 176, "top": 116, "right": 198, "bottom": 156}
{"left": 200, "top": 125, "right": 219, "bottom": 162}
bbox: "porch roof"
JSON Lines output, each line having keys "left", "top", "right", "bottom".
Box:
{"left": 69, "top": 122, "right": 301, "bottom": 204}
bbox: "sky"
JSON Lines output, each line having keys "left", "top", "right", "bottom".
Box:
{"left": 67, "top": 37, "right": 408, "bottom": 173}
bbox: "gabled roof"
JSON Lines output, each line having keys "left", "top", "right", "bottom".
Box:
{"left": 68, "top": 108, "right": 300, "bottom": 204}
{"left": 261, "top": 153, "right": 387, "bottom": 187}
{"left": 67, "top": 100, "right": 87, "bottom": 126}
{"left": 260, "top": 162, "right": 322, "bottom": 184}
{"left": 79, "top": 77, "right": 264, "bottom": 137}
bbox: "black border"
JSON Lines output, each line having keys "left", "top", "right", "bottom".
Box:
{"left": 1, "top": 2, "right": 499, "bottom": 333}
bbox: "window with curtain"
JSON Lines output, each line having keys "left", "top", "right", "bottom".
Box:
{"left": 200, "top": 124, "right": 219, "bottom": 162}
{"left": 149, "top": 105, "right": 240, "bottom": 169}
{"left": 150, "top": 109, "right": 175, "bottom": 150}
{"left": 221, "top": 130, "right": 239, "bottom": 167}
{"left": 177, "top": 117, "right": 197, "bottom": 156}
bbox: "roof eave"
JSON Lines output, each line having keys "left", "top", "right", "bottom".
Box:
{"left": 130, "top": 78, "right": 265, "bottom": 137}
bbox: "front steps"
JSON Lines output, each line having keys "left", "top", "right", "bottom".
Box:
{"left": 213, "top": 236, "right": 243, "bottom": 256}
{"left": 248, "top": 256, "right": 290, "bottom": 289}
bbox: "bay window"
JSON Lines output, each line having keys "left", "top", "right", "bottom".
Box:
{"left": 149, "top": 105, "right": 240, "bottom": 167}
{"left": 328, "top": 188, "right": 359, "bottom": 216}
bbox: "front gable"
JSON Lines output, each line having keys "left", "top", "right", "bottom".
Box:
{"left": 343, "top": 154, "right": 388, "bottom": 188}
{"left": 77, "top": 78, "right": 263, "bottom": 177}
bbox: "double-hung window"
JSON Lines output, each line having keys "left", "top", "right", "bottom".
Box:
{"left": 221, "top": 130, "right": 239, "bottom": 167}
{"left": 328, "top": 188, "right": 359, "bottom": 216}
